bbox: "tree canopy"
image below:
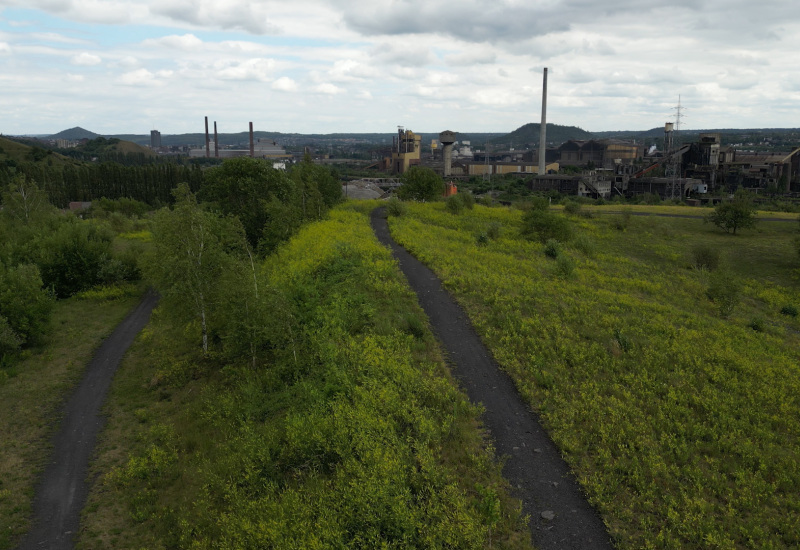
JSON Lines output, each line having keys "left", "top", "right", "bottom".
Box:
{"left": 706, "top": 190, "right": 758, "bottom": 235}
{"left": 396, "top": 166, "right": 443, "bottom": 202}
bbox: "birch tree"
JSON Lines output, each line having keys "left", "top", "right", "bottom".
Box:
{"left": 146, "top": 184, "right": 240, "bottom": 354}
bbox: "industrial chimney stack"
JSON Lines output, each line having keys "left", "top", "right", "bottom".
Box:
{"left": 214, "top": 121, "right": 219, "bottom": 158}
{"left": 538, "top": 67, "right": 548, "bottom": 175}
{"left": 205, "top": 116, "right": 210, "bottom": 158}
{"left": 249, "top": 122, "right": 254, "bottom": 158}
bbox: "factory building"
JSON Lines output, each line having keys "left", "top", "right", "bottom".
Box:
{"left": 389, "top": 128, "right": 422, "bottom": 174}
{"left": 558, "top": 139, "right": 643, "bottom": 168}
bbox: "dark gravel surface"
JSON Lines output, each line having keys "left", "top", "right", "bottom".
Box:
{"left": 371, "top": 209, "right": 614, "bottom": 549}
{"left": 16, "top": 292, "right": 158, "bottom": 550}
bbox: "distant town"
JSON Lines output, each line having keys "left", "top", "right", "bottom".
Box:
{"left": 6, "top": 120, "right": 800, "bottom": 204}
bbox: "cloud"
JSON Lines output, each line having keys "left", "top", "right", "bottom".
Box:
{"left": 371, "top": 42, "right": 433, "bottom": 68}
{"left": 143, "top": 33, "right": 203, "bottom": 51}
{"left": 272, "top": 76, "right": 297, "bottom": 92}
{"left": 151, "top": 0, "right": 281, "bottom": 34}
{"left": 0, "top": 42, "right": 11, "bottom": 55}
{"left": 215, "top": 58, "right": 276, "bottom": 81}
{"left": 313, "top": 83, "right": 344, "bottom": 95}
{"left": 66, "top": 73, "right": 84, "bottom": 81}
{"left": 71, "top": 52, "right": 101, "bottom": 65}
{"left": 117, "top": 68, "right": 168, "bottom": 87}
{"left": 445, "top": 50, "right": 497, "bottom": 66}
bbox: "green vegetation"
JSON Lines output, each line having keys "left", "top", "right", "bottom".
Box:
{"left": 389, "top": 202, "right": 800, "bottom": 548}
{"left": 706, "top": 190, "right": 759, "bottom": 235}
{"left": 396, "top": 166, "right": 444, "bottom": 202}
{"left": 78, "top": 207, "right": 530, "bottom": 549}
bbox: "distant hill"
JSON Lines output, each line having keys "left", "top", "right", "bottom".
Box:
{"left": 49, "top": 127, "right": 100, "bottom": 141}
{"left": 490, "top": 123, "right": 594, "bottom": 148}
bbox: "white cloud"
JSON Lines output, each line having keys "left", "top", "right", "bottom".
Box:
{"left": 143, "top": 33, "right": 203, "bottom": 51}
{"left": 272, "top": 76, "right": 298, "bottom": 92}
{"left": 216, "top": 58, "right": 275, "bottom": 81}
{"left": 0, "top": 42, "right": 11, "bottom": 55}
{"left": 314, "top": 83, "right": 344, "bottom": 95}
{"left": 71, "top": 52, "right": 101, "bottom": 65}
{"left": 117, "top": 68, "right": 166, "bottom": 87}
{"left": 66, "top": 73, "right": 85, "bottom": 81}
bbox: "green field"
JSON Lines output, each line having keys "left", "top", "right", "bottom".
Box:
{"left": 77, "top": 206, "right": 531, "bottom": 549}
{"left": 389, "top": 203, "right": 800, "bottom": 548}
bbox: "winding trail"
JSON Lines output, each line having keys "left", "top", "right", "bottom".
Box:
{"left": 16, "top": 292, "right": 158, "bottom": 550}
{"left": 371, "top": 209, "right": 613, "bottom": 549}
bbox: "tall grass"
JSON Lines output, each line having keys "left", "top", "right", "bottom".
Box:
{"left": 389, "top": 202, "right": 800, "bottom": 548}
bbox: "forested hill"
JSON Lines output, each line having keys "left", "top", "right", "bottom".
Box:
{"left": 490, "top": 123, "right": 594, "bottom": 148}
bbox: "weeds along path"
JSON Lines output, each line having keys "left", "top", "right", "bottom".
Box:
{"left": 16, "top": 292, "right": 158, "bottom": 550}
{"left": 371, "top": 209, "right": 613, "bottom": 550}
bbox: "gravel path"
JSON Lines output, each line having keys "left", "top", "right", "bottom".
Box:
{"left": 16, "top": 292, "right": 158, "bottom": 550}
{"left": 371, "top": 209, "right": 614, "bottom": 549}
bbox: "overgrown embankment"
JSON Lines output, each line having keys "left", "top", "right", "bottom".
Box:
{"left": 389, "top": 202, "right": 800, "bottom": 548}
{"left": 78, "top": 205, "right": 531, "bottom": 549}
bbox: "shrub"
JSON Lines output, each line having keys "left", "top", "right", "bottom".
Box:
{"left": 563, "top": 201, "right": 582, "bottom": 215}
{"left": 555, "top": 254, "right": 575, "bottom": 278}
{"left": 690, "top": 244, "right": 720, "bottom": 271}
{"left": 486, "top": 222, "right": 502, "bottom": 240}
{"left": 749, "top": 317, "right": 765, "bottom": 332}
{"left": 521, "top": 209, "right": 573, "bottom": 243}
{"left": 572, "top": 234, "right": 596, "bottom": 256}
{"left": 611, "top": 208, "right": 632, "bottom": 231}
{"left": 385, "top": 197, "right": 406, "bottom": 217}
{"left": 476, "top": 232, "right": 489, "bottom": 246}
{"left": 446, "top": 194, "right": 465, "bottom": 215}
{"left": 544, "top": 239, "right": 562, "bottom": 258}
{"left": 780, "top": 304, "right": 798, "bottom": 318}
{"left": 706, "top": 269, "right": 741, "bottom": 318}
{"left": 460, "top": 192, "right": 475, "bottom": 210}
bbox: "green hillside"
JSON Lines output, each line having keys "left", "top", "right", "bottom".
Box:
{"left": 0, "top": 136, "right": 78, "bottom": 166}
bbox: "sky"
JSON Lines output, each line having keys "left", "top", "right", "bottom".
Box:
{"left": 1, "top": 0, "right": 799, "bottom": 136}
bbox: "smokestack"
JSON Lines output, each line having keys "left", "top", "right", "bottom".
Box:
{"left": 249, "top": 122, "right": 254, "bottom": 158}
{"left": 205, "top": 116, "right": 210, "bottom": 158}
{"left": 538, "top": 67, "right": 548, "bottom": 175}
{"left": 214, "top": 121, "right": 219, "bottom": 158}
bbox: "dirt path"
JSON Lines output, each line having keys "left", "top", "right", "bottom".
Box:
{"left": 16, "top": 292, "right": 158, "bottom": 550}
{"left": 371, "top": 209, "right": 613, "bottom": 549}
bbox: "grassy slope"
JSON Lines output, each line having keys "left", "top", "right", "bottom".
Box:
{"left": 389, "top": 203, "right": 800, "bottom": 549}
{"left": 0, "top": 292, "right": 143, "bottom": 549}
{"left": 78, "top": 204, "right": 531, "bottom": 550}
{"left": 0, "top": 136, "right": 78, "bottom": 167}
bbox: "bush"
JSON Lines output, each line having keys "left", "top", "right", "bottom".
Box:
{"left": 544, "top": 239, "right": 562, "bottom": 258}
{"left": 749, "top": 317, "right": 765, "bottom": 332}
{"left": 555, "top": 254, "right": 576, "bottom": 278}
{"left": 690, "top": 244, "right": 720, "bottom": 271}
{"left": 706, "top": 269, "right": 741, "bottom": 318}
{"left": 476, "top": 232, "right": 489, "bottom": 246}
{"left": 780, "top": 304, "right": 798, "bottom": 318}
{"left": 611, "top": 208, "right": 632, "bottom": 231}
{"left": 521, "top": 209, "right": 573, "bottom": 243}
{"left": 446, "top": 194, "right": 465, "bottom": 215}
{"left": 486, "top": 222, "right": 502, "bottom": 240}
{"left": 563, "top": 201, "right": 582, "bottom": 215}
{"left": 385, "top": 197, "right": 406, "bottom": 217}
{"left": 460, "top": 192, "right": 475, "bottom": 210}
{"left": 572, "top": 234, "right": 596, "bottom": 256}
